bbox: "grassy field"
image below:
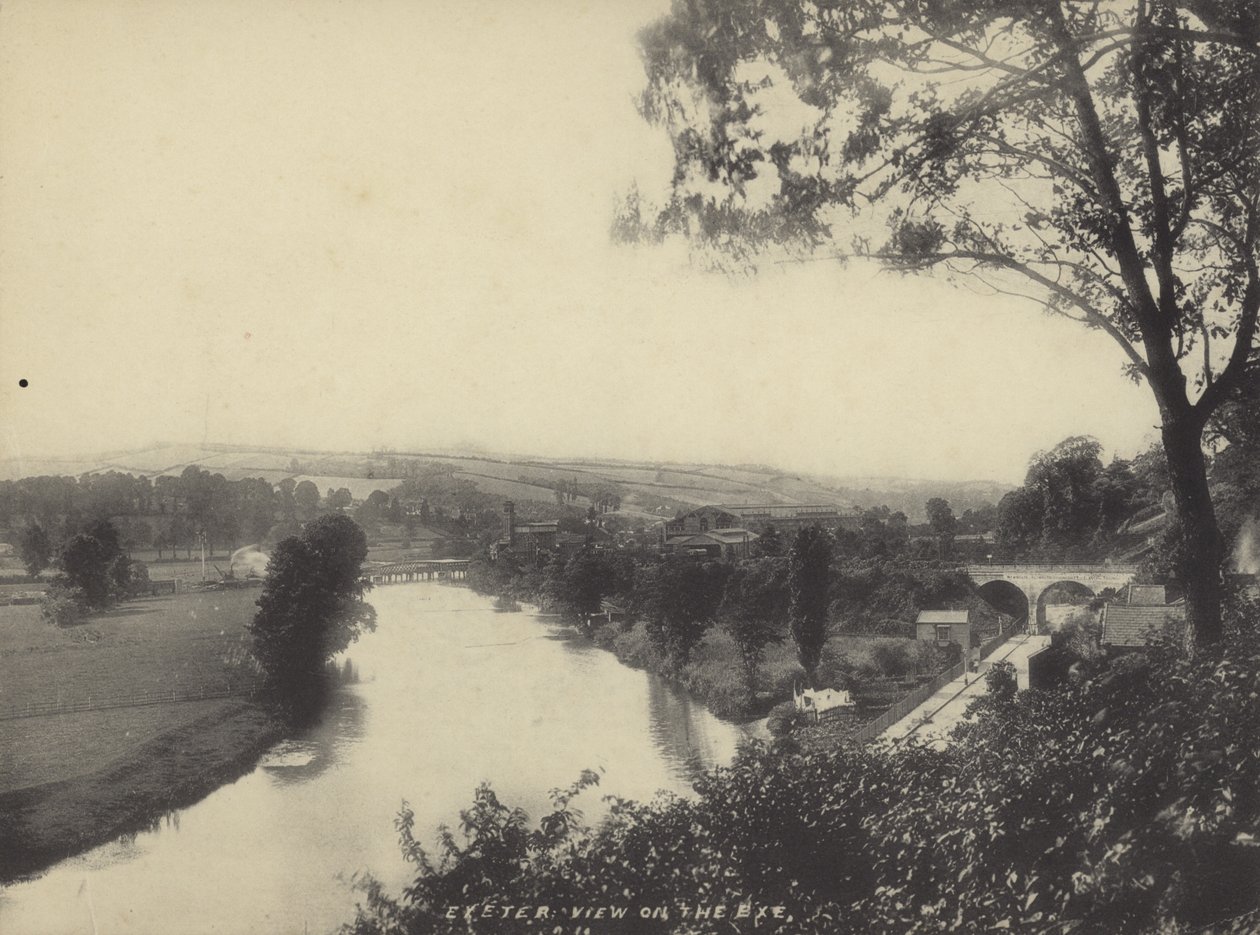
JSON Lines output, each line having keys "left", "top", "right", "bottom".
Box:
{"left": 0, "top": 699, "right": 238, "bottom": 792}
{"left": 0, "top": 585, "right": 282, "bottom": 882}
{"left": 0, "top": 588, "right": 263, "bottom": 792}
{"left": 0, "top": 587, "right": 261, "bottom": 705}
{"left": 0, "top": 701, "right": 280, "bottom": 882}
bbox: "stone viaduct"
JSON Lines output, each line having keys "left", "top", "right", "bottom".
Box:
{"left": 965, "top": 563, "right": 1141, "bottom": 631}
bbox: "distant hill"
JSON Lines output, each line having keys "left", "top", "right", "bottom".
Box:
{"left": 0, "top": 444, "right": 1011, "bottom": 524}
{"left": 808, "top": 475, "right": 1016, "bottom": 523}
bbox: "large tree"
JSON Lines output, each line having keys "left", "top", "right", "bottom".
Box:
{"left": 249, "top": 513, "right": 377, "bottom": 720}
{"left": 626, "top": 0, "right": 1260, "bottom": 648}
{"left": 641, "top": 559, "right": 731, "bottom": 665}
{"left": 788, "top": 525, "right": 833, "bottom": 685}
{"left": 925, "top": 496, "right": 958, "bottom": 559}
{"left": 720, "top": 555, "right": 789, "bottom": 691}
{"left": 17, "top": 522, "right": 52, "bottom": 580}
{"left": 59, "top": 529, "right": 118, "bottom": 609}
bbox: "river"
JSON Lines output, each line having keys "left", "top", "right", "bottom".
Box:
{"left": 0, "top": 583, "right": 761, "bottom": 934}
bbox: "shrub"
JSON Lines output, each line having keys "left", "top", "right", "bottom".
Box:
{"left": 985, "top": 659, "right": 1018, "bottom": 701}
{"left": 609, "top": 621, "right": 654, "bottom": 669}
{"left": 40, "top": 585, "right": 85, "bottom": 628}
{"left": 681, "top": 630, "right": 753, "bottom": 717}
{"left": 350, "top": 633, "right": 1260, "bottom": 935}
{"left": 870, "top": 638, "right": 916, "bottom": 678}
{"left": 765, "top": 700, "right": 800, "bottom": 736}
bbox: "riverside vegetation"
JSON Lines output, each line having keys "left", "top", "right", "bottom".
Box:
{"left": 0, "top": 513, "right": 376, "bottom": 882}
{"left": 345, "top": 625, "right": 1260, "bottom": 934}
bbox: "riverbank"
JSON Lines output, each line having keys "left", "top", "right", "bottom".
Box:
{"left": 0, "top": 587, "right": 282, "bottom": 883}
{"left": 0, "top": 700, "right": 281, "bottom": 883}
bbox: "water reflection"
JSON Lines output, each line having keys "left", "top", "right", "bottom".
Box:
{"left": 260, "top": 690, "right": 369, "bottom": 786}
{"left": 0, "top": 582, "right": 757, "bottom": 935}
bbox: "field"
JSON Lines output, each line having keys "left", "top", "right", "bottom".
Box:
{"left": 0, "top": 588, "right": 262, "bottom": 793}
{"left": 0, "top": 442, "right": 1014, "bottom": 524}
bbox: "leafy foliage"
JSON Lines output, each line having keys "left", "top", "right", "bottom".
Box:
{"left": 17, "top": 522, "right": 51, "bottom": 579}
{"left": 640, "top": 560, "right": 732, "bottom": 666}
{"left": 625, "top": 0, "right": 1260, "bottom": 646}
{"left": 249, "top": 514, "right": 376, "bottom": 721}
{"left": 349, "top": 633, "right": 1260, "bottom": 934}
{"left": 788, "top": 526, "right": 833, "bottom": 685}
{"left": 719, "top": 556, "right": 789, "bottom": 690}
{"left": 58, "top": 524, "right": 122, "bottom": 609}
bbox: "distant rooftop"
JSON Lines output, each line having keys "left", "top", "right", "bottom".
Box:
{"left": 1126, "top": 584, "right": 1167, "bottom": 606}
{"left": 916, "top": 610, "right": 969, "bottom": 624}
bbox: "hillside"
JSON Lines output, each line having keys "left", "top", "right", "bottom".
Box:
{"left": 0, "top": 444, "right": 1012, "bottom": 523}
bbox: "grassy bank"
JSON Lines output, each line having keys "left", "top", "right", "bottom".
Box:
{"left": 0, "top": 588, "right": 261, "bottom": 725}
{"left": 0, "top": 700, "right": 281, "bottom": 883}
{"left": 0, "top": 586, "right": 283, "bottom": 882}
{"left": 590, "top": 618, "right": 940, "bottom": 723}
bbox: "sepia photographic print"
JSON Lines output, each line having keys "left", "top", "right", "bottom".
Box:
{"left": 1, "top": 1, "right": 1258, "bottom": 933}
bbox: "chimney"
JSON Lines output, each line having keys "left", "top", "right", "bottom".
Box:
{"left": 504, "top": 501, "right": 515, "bottom": 546}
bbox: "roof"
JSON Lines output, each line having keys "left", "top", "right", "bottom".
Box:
{"left": 718, "top": 503, "right": 850, "bottom": 519}
{"left": 1126, "top": 584, "right": 1167, "bottom": 606}
{"left": 702, "top": 529, "right": 759, "bottom": 544}
{"left": 512, "top": 522, "right": 558, "bottom": 534}
{"left": 916, "top": 610, "right": 969, "bottom": 624}
{"left": 1101, "top": 603, "right": 1184, "bottom": 647}
{"left": 666, "top": 530, "right": 758, "bottom": 547}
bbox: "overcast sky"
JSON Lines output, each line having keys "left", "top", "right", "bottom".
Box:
{"left": 0, "top": 0, "right": 1160, "bottom": 485}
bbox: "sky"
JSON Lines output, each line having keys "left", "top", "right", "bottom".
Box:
{"left": 0, "top": 0, "right": 1160, "bottom": 485}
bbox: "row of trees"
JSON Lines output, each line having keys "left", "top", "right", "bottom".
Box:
{"left": 2, "top": 468, "right": 346, "bottom": 561}
{"left": 996, "top": 436, "right": 1171, "bottom": 561}
{"left": 472, "top": 523, "right": 978, "bottom": 695}
{"left": 994, "top": 425, "right": 1260, "bottom": 574}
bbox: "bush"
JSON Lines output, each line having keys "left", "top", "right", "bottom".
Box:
{"left": 765, "top": 700, "right": 800, "bottom": 736}
{"left": 40, "top": 586, "right": 85, "bottom": 628}
{"left": 682, "top": 631, "right": 755, "bottom": 717}
{"left": 609, "top": 621, "right": 655, "bottom": 669}
{"left": 985, "top": 659, "right": 1018, "bottom": 701}
{"left": 349, "top": 633, "right": 1260, "bottom": 935}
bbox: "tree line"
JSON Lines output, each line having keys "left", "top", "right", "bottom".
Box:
{"left": 469, "top": 519, "right": 983, "bottom": 705}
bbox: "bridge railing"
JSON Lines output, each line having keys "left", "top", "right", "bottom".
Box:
{"left": 967, "top": 563, "right": 1140, "bottom": 575}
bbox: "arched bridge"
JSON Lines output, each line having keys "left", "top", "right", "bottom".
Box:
{"left": 966, "top": 563, "right": 1140, "bottom": 631}
{"left": 365, "top": 558, "right": 469, "bottom": 585}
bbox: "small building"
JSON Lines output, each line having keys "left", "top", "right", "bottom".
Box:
{"left": 916, "top": 610, "right": 971, "bottom": 650}
{"left": 663, "top": 529, "right": 758, "bottom": 561}
{"left": 1100, "top": 584, "right": 1184, "bottom": 650}
{"left": 662, "top": 503, "right": 860, "bottom": 541}
{"left": 794, "top": 685, "right": 854, "bottom": 721}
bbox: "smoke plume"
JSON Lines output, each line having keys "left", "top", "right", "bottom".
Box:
{"left": 230, "top": 544, "right": 271, "bottom": 578}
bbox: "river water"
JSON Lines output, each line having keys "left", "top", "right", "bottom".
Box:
{"left": 0, "top": 583, "right": 759, "bottom": 934}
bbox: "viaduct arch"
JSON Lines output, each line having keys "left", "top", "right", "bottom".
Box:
{"left": 965, "top": 563, "right": 1141, "bottom": 631}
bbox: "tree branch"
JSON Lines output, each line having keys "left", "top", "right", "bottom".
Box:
{"left": 866, "top": 247, "right": 1151, "bottom": 377}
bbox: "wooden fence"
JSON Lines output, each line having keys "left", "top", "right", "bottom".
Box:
{"left": 847, "top": 659, "right": 968, "bottom": 745}
{"left": 847, "top": 616, "right": 1029, "bottom": 745}
{"left": 0, "top": 683, "right": 260, "bottom": 721}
